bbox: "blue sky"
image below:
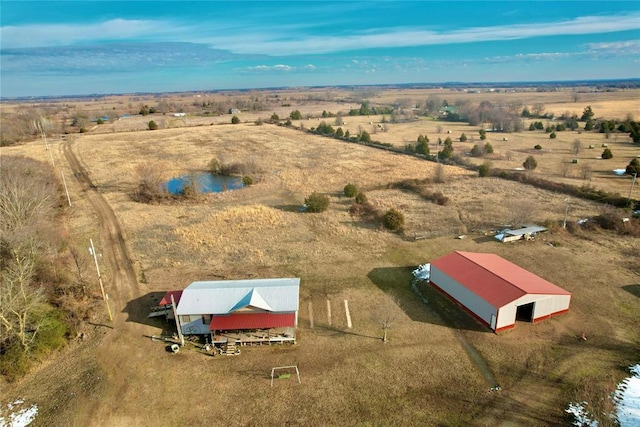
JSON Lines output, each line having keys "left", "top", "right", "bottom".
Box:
{"left": 1, "top": 1, "right": 639, "bottom": 97}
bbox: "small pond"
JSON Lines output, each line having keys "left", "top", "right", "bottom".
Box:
{"left": 164, "top": 172, "right": 244, "bottom": 195}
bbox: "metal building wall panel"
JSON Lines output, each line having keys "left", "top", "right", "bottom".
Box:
{"left": 431, "top": 266, "right": 497, "bottom": 328}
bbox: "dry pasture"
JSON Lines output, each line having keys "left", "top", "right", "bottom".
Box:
{"left": 1, "top": 92, "right": 639, "bottom": 426}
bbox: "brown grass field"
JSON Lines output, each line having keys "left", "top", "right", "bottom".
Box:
{"left": 1, "top": 87, "right": 639, "bottom": 426}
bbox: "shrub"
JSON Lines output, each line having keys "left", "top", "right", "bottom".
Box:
{"left": 383, "top": 208, "right": 405, "bottom": 231}
{"left": 290, "top": 110, "right": 302, "bottom": 120}
{"left": 349, "top": 201, "right": 378, "bottom": 221}
{"left": 534, "top": 144, "right": 542, "bottom": 150}
{"left": 479, "top": 129, "right": 487, "bottom": 140}
{"left": 549, "top": 132, "right": 557, "bottom": 139}
{"left": 209, "top": 157, "right": 223, "bottom": 175}
{"left": 602, "top": 148, "right": 613, "bottom": 159}
{"left": 484, "top": 142, "right": 494, "bottom": 154}
{"left": 270, "top": 113, "right": 279, "bottom": 121}
{"left": 626, "top": 158, "right": 640, "bottom": 175}
{"left": 231, "top": 115, "right": 240, "bottom": 124}
{"left": 148, "top": 120, "right": 158, "bottom": 130}
{"left": 478, "top": 163, "right": 491, "bottom": 177}
{"left": 344, "top": 183, "right": 358, "bottom": 197}
{"left": 242, "top": 175, "right": 254, "bottom": 186}
{"left": 96, "top": 118, "right": 104, "bottom": 125}
{"left": 304, "top": 192, "right": 329, "bottom": 213}
{"left": 335, "top": 127, "right": 344, "bottom": 138}
{"left": 459, "top": 133, "right": 467, "bottom": 142}
{"left": 359, "top": 130, "right": 371, "bottom": 143}
{"left": 355, "top": 192, "right": 368, "bottom": 204}
{"left": 523, "top": 155, "right": 538, "bottom": 170}
{"left": 433, "top": 191, "right": 451, "bottom": 206}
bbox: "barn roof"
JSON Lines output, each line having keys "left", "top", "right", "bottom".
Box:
{"left": 431, "top": 251, "right": 570, "bottom": 308}
{"left": 158, "top": 290, "right": 183, "bottom": 306}
{"left": 175, "top": 278, "right": 299, "bottom": 315}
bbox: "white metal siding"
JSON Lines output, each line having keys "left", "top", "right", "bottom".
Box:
{"left": 497, "top": 294, "right": 571, "bottom": 330}
{"left": 496, "top": 305, "right": 516, "bottom": 330}
{"left": 431, "top": 266, "right": 497, "bottom": 328}
{"left": 532, "top": 294, "right": 571, "bottom": 319}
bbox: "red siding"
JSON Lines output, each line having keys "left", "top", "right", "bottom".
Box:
{"left": 210, "top": 312, "right": 296, "bottom": 331}
{"left": 159, "top": 290, "right": 183, "bottom": 306}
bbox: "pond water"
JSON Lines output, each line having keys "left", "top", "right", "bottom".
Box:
{"left": 164, "top": 172, "right": 244, "bottom": 195}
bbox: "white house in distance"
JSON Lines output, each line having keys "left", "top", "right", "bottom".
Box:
{"left": 429, "top": 251, "right": 571, "bottom": 332}
{"left": 157, "top": 278, "right": 300, "bottom": 342}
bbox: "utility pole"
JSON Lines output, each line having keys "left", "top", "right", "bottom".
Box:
{"left": 563, "top": 198, "right": 570, "bottom": 229}
{"left": 628, "top": 173, "right": 637, "bottom": 206}
{"left": 61, "top": 170, "right": 72, "bottom": 207}
{"left": 90, "top": 238, "right": 112, "bottom": 321}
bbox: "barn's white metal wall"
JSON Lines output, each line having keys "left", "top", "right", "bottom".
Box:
{"left": 497, "top": 294, "right": 571, "bottom": 329}
{"left": 431, "top": 266, "right": 497, "bottom": 328}
{"left": 531, "top": 294, "right": 571, "bottom": 319}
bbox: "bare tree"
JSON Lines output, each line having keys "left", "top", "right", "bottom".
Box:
{"left": 561, "top": 159, "right": 572, "bottom": 178}
{"left": 572, "top": 91, "right": 580, "bottom": 103}
{"left": 572, "top": 139, "right": 582, "bottom": 156}
{"left": 433, "top": 164, "right": 446, "bottom": 183}
{"left": 532, "top": 103, "right": 546, "bottom": 117}
{"left": 505, "top": 199, "right": 539, "bottom": 227}
{"left": 0, "top": 251, "right": 46, "bottom": 350}
{"left": 135, "top": 162, "right": 167, "bottom": 202}
{"left": 373, "top": 291, "right": 401, "bottom": 343}
{"left": 580, "top": 164, "right": 593, "bottom": 180}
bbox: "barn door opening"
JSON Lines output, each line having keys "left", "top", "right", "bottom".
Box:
{"left": 516, "top": 302, "right": 535, "bottom": 322}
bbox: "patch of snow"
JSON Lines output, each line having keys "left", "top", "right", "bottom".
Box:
{"left": 566, "top": 402, "right": 598, "bottom": 426}
{"left": 613, "top": 169, "right": 626, "bottom": 176}
{"left": 566, "top": 363, "right": 640, "bottom": 427}
{"left": 615, "top": 364, "right": 640, "bottom": 427}
{"left": 0, "top": 400, "right": 38, "bottom": 427}
{"left": 412, "top": 264, "right": 430, "bottom": 281}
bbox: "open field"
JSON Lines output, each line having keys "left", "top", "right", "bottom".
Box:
{"left": 1, "top": 87, "right": 639, "bottom": 426}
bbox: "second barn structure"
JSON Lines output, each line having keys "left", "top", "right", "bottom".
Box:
{"left": 430, "top": 251, "right": 570, "bottom": 332}
{"left": 157, "top": 278, "right": 300, "bottom": 345}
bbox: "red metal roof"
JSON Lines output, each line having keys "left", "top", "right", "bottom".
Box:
{"left": 431, "top": 251, "right": 570, "bottom": 308}
{"left": 159, "top": 290, "right": 183, "bottom": 306}
{"left": 209, "top": 312, "right": 296, "bottom": 331}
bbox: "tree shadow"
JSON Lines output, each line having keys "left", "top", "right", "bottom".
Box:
{"left": 622, "top": 284, "right": 640, "bottom": 298}
{"left": 122, "top": 292, "right": 175, "bottom": 333}
{"left": 273, "top": 204, "right": 303, "bottom": 213}
{"left": 367, "top": 266, "right": 490, "bottom": 333}
{"left": 317, "top": 324, "right": 381, "bottom": 340}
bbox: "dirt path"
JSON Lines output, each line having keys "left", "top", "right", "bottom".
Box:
{"left": 62, "top": 141, "right": 140, "bottom": 308}
{"left": 0, "top": 141, "right": 144, "bottom": 426}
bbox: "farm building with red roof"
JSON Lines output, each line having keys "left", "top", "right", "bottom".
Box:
{"left": 157, "top": 278, "right": 300, "bottom": 343}
{"left": 430, "top": 251, "right": 571, "bottom": 332}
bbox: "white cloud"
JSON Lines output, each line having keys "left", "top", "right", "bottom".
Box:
{"left": 585, "top": 39, "right": 640, "bottom": 55}
{"left": 202, "top": 13, "right": 640, "bottom": 55}
{"left": 1, "top": 19, "right": 178, "bottom": 49}
{"left": 243, "top": 64, "right": 315, "bottom": 73}
{"left": 2, "top": 13, "right": 639, "bottom": 54}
